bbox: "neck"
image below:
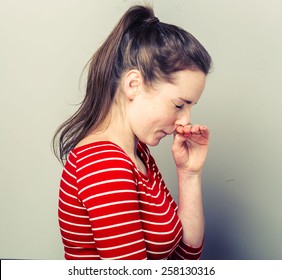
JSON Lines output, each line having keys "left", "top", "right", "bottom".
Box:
{"left": 83, "top": 102, "right": 146, "bottom": 174}
{"left": 96, "top": 102, "right": 138, "bottom": 158}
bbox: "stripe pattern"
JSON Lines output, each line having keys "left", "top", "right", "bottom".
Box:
{"left": 58, "top": 141, "right": 203, "bottom": 260}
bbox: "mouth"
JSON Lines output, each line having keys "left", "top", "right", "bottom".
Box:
{"left": 162, "top": 130, "right": 175, "bottom": 136}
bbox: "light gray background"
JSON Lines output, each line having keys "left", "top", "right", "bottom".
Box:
{"left": 1, "top": 0, "right": 281, "bottom": 259}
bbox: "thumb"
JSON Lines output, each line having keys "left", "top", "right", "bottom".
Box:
{"left": 172, "top": 132, "right": 187, "bottom": 152}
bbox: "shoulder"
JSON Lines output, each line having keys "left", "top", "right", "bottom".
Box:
{"left": 72, "top": 141, "right": 134, "bottom": 171}
{"left": 72, "top": 142, "right": 137, "bottom": 198}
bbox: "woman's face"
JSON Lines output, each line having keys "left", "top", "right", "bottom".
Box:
{"left": 127, "top": 69, "right": 206, "bottom": 146}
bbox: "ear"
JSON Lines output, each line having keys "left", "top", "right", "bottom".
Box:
{"left": 123, "top": 69, "right": 143, "bottom": 100}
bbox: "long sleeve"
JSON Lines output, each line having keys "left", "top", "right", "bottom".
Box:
{"left": 168, "top": 239, "right": 204, "bottom": 259}
{"left": 59, "top": 143, "right": 147, "bottom": 260}
{"left": 76, "top": 150, "right": 148, "bottom": 259}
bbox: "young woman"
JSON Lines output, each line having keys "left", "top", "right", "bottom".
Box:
{"left": 53, "top": 5, "right": 212, "bottom": 260}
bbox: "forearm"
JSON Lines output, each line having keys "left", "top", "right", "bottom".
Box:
{"left": 177, "top": 170, "right": 204, "bottom": 248}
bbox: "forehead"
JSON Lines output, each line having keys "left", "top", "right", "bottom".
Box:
{"left": 172, "top": 70, "right": 206, "bottom": 91}
{"left": 152, "top": 70, "right": 206, "bottom": 100}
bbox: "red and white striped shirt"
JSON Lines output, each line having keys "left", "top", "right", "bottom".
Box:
{"left": 58, "top": 141, "right": 203, "bottom": 260}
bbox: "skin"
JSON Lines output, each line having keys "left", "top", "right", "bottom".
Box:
{"left": 125, "top": 69, "right": 208, "bottom": 247}
{"left": 78, "top": 69, "right": 209, "bottom": 247}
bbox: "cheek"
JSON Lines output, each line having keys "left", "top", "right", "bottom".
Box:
{"left": 161, "top": 110, "right": 177, "bottom": 125}
{"left": 132, "top": 100, "right": 175, "bottom": 129}
{"left": 151, "top": 107, "right": 176, "bottom": 126}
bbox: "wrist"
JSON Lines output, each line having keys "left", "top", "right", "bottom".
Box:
{"left": 177, "top": 169, "right": 202, "bottom": 190}
{"left": 176, "top": 168, "right": 202, "bottom": 178}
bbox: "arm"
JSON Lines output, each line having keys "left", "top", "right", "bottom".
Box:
{"left": 177, "top": 171, "right": 204, "bottom": 247}
{"left": 172, "top": 124, "right": 209, "bottom": 248}
{"left": 77, "top": 153, "right": 147, "bottom": 260}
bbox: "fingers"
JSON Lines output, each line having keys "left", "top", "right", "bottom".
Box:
{"left": 197, "top": 125, "right": 210, "bottom": 138}
{"left": 172, "top": 124, "right": 210, "bottom": 153}
{"left": 175, "top": 123, "right": 192, "bottom": 136}
{"left": 175, "top": 124, "right": 209, "bottom": 138}
{"left": 172, "top": 130, "right": 188, "bottom": 150}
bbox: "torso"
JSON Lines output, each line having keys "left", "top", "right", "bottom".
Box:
{"left": 58, "top": 141, "right": 183, "bottom": 259}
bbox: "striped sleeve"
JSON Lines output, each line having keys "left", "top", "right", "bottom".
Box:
{"left": 76, "top": 146, "right": 147, "bottom": 260}
{"left": 168, "top": 239, "right": 204, "bottom": 260}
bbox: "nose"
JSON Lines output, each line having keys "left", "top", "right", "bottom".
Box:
{"left": 175, "top": 110, "right": 191, "bottom": 127}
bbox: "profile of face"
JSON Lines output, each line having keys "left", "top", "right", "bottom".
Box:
{"left": 124, "top": 69, "right": 206, "bottom": 146}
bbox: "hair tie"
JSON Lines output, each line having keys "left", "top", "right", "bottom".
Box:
{"left": 146, "top": 16, "right": 159, "bottom": 25}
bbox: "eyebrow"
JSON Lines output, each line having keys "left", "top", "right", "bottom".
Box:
{"left": 179, "top": 98, "right": 197, "bottom": 105}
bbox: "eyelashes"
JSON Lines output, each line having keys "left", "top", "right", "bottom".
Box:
{"left": 175, "top": 104, "right": 184, "bottom": 110}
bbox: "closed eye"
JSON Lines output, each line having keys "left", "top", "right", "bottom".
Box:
{"left": 175, "top": 104, "right": 184, "bottom": 109}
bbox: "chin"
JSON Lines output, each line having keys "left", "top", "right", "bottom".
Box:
{"left": 143, "top": 137, "right": 163, "bottom": 147}
{"left": 138, "top": 132, "right": 167, "bottom": 146}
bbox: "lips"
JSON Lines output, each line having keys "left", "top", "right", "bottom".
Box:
{"left": 162, "top": 130, "right": 174, "bottom": 135}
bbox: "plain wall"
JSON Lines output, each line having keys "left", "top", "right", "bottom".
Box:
{"left": 1, "top": 0, "right": 281, "bottom": 259}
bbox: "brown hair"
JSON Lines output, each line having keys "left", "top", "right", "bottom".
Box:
{"left": 53, "top": 5, "right": 212, "bottom": 163}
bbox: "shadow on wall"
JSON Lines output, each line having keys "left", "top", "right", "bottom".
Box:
{"left": 201, "top": 182, "right": 244, "bottom": 260}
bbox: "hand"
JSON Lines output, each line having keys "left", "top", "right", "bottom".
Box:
{"left": 172, "top": 124, "right": 210, "bottom": 174}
